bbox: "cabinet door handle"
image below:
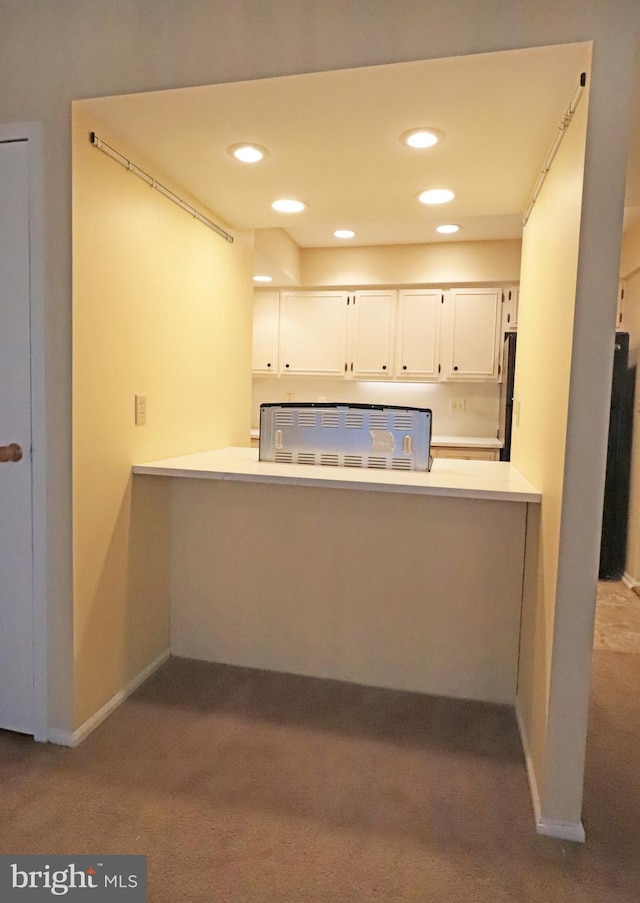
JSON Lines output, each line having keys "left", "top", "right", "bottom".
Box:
{"left": 350, "top": 362, "right": 353, "bottom": 372}
{"left": 285, "top": 363, "right": 290, "bottom": 368}
{"left": 382, "top": 365, "right": 387, "bottom": 370}
{"left": 267, "top": 362, "right": 271, "bottom": 368}
{"left": 453, "top": 366, "right": 458, "bottom": 371}
{"left": 402, "top": 365, "right": 407, "bottom": 370}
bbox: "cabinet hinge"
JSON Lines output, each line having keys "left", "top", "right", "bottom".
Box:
{"left": 438, "top": 364, "right": 441, "bottom": 373}
{"left": 347, "top": 297, "right": 350, "bottom": 306}
{"left": 344, "top": 362, "right": 347, "bottom": 372}
{"left": 498, "top": 364, "right": 501, "bottom": 375}
{"left": 502, "top": 292, "right": 505, "bottom": 303}
{"left": 441, "top": 294, "right": 444, "bottom": 303}
{"left": 621, "top": 288, "right": 625, "bottom": 299}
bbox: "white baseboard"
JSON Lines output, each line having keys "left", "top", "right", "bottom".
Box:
{"left": 48, "top": 649, "right": 170, "bottom": 748}
{"left": 515, "top": 698, "right": 586, "bottom": 843}
{"left": 622, "top": 572, "right": 637, "bottom": 591}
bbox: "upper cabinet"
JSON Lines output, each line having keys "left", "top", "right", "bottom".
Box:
{"left": 617, "top": 282, "right": 625, "bottom": 329}
{"left": 395, "top": 289, "right": 442, "bottom": 380}
{"left": 441, "top": 288, "right": 502, "bottom": 381}
{"left": 252, "top": 290, "right": 280, "bottom": 374}
{"left": 502, "top": 286, "right": 519, "bottom": 332}
{"left": 253, "top": 286, "right": 507, "bottom": 383}
{"left": 350, "top": 290, "right": 396, "bottom": 379}
{"left": 279, "top": 291, "right": 348, "bottom": 376}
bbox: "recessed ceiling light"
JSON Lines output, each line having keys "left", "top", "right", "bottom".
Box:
{"left": 418, "top": 188, "right": 455, "bottom": 205}
{"left": 334, "top": 229, "right": 356, "bottom": 239}
{"left": 401, "top": 128, "right": 442, "bottom": 149}
{"left": 272, "top": 198, "right": 307, "bottom": 213}
{"left": 228, "top": 143, "right": 268, "bottom": 163}
{"left": 253, "top": 275, "right": 273, "bottom": 282}
{"left": 436, "top": 224, "right": 460, "bottom": 234}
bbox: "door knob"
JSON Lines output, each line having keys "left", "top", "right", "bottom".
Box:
{"left": 0, "top": 443, "right": 23, "bottom": 463}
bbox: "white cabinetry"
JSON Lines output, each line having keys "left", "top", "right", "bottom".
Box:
{"left": 502, "top": 286, "right": 519, "bottom": 332}
{"left": 395, "top": 289, "right": 442, "bottom": 380}
{"left": 432, "top": 446, "right": 499, "bottom": 461}
{"left": 279, "top": 291, "right": 349, "bottom": 376}
{"left": 617, "top": 282, "right": 625, "bottom": 329}
{"left": 441, "top": 288, "right": 502, "bottom": 381}
{"left": 349, "top": 290, "right": 396, "bottom": 379}
{"left": 253, "top": 286, "right": 507, "bottom": 383}
{"left": 252, "top": 291, "right": 280, "bottom": 375}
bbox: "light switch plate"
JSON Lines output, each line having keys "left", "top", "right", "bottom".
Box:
{"left": 135, "top": 394, "right": 147, "bottom": 426}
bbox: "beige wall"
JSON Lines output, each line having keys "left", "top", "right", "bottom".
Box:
{"left": 171, "top": 480, "right": 527, "bottom": 704}
{"left": 72, "top": 106, "right": 253, "bottom": 727}
{"left": 620, "top": 227, "right": 640, "bottom": 582}
{"left": 511, "top": 80, "right": 588, "bottom": 824}
{"left": 1, "top": 0, "right": 638, "bottom": 835}
{"left": 254, "top": 228, "right": 301, "bottom": 285}
{"left": 301, "top": 239, "right": 522, "bottom": 287}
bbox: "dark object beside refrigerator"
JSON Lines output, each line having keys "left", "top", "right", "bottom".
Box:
{"left": 599, "top": 332, "right": 634, "bottom": 579}
{"left": 498, "top": 333, "right": 517, "bottom": 461}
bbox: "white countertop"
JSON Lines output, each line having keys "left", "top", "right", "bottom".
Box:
{"left": 133, "top": 446, "right": 540, "bottom": 503}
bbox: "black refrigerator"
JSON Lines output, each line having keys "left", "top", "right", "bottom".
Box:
{"left": 599, "top": 332, "right": 634, "bottom": 580}
{"left": 498, "top": 332, "right": 517, "bottom": 461}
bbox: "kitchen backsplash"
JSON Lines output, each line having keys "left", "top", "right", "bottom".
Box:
{"left": 252, "top": 377, "right": 500, "bottom": 438}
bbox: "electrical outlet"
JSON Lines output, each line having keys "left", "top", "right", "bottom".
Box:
{"left": 135, "top": 394, "right": 147, "bottom": 426}
{"left": 450, "top": 398, "right": 466, "bottom": 413}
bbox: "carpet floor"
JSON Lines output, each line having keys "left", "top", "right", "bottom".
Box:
{"left": 1, "top": 648, "right": 639, "bottom": 902}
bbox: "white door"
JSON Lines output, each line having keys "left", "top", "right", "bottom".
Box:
{"left": 442, "top": 287, "right": 502, "bottom": 381}
{"left": 350, "top": 290, "right": 395, "bottom": 379}
{"left": 279, "top": 291, "right": 348, "bottom": 376}
{"left": 252, "top": 290, "right": 280, "bottom": 375}
{"left": 395, "top": 289, "right": 442, "bottom": 380}
{"left": 0, "top": 138, "right": 34, "bottom": 734}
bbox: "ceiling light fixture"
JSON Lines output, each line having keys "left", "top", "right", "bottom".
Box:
{"left": 418, "top": 188, "right": 455, "bottom": 205}
{"left": 253, "top": 275, "right": 273, "bottom": 282}
{"left": 228, "top": 143, "right": 268, "bottom": 163}
{"left": 401, "top": 128, "right": 442, "bottom": 149}
{"left": 334, "top": 229, "right": 356, "bottom": 239}
{"left": 436, "top": 224, "right": 460, "bottom": 234}
{"left": 272, "top": 198, "right": 307, "bottom": 213}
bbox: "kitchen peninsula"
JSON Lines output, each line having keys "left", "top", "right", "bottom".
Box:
{"left": 133, "top": 448, "right": 540, "bottom": 705}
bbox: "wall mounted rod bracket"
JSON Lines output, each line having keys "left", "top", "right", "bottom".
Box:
{"left": 89, "top": 131, "right": 234, "bottom": 243}
{"left": 522, "top": 72, "right": 587, "bottom": 228}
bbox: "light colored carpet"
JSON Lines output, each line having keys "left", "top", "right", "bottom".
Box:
{"left": 594, "top": 580, "right": 640, "bottom": 652}
{"left": 1, "top": 652, "right": 639, "bottom": 901}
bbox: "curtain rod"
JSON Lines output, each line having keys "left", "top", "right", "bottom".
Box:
{"left": 89, "top": 131, "right": 234, "bottom": 243}
{"left": 522, "top": 72, "right": 587, "bottom": 228}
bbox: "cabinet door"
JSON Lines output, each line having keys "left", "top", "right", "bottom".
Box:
{"left": 252, "top": 290, "right": 280, "bottom": 374}
{"left": 395, "top": 289, "right": 442, "bottom": 380}
{"left": 279, "top": 291, "right": 349, "bottom": 376}
{"left": 350, "top": 290, "right": 396, "bottom": 379}
{"left": 434, "top": 446, "right": 499, "bottom": 461}
{"left": 617, "top": 282, "right": 625, "bottom": 329}
{"left": 502, "top": 286, "right": 519, "bottom": 333}
{"left": 442, "top": 288, "right": 502, "bottom": 381}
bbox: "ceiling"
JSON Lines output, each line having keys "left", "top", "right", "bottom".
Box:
{"left": 80, "top": 43, "right": 600, "bottom": 250}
